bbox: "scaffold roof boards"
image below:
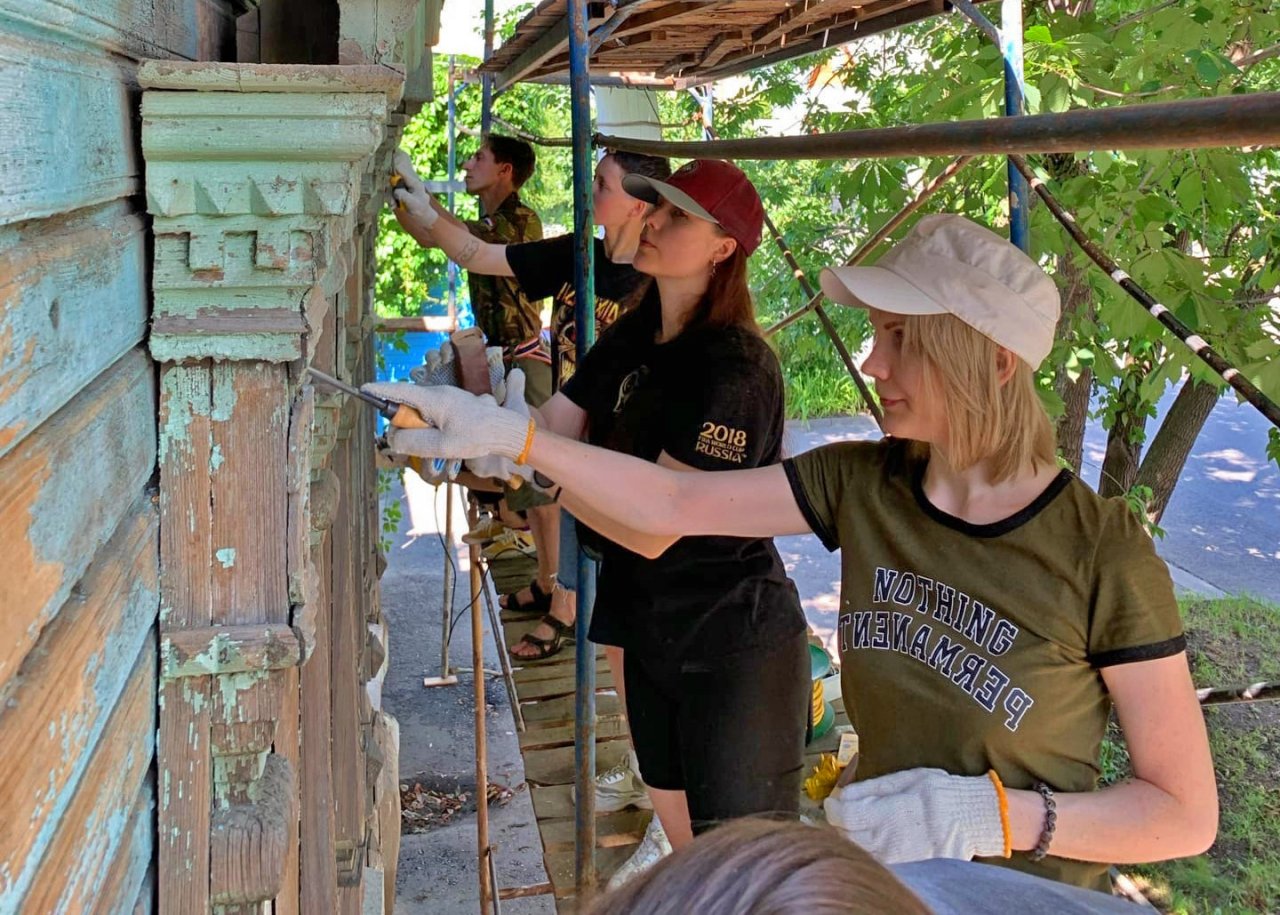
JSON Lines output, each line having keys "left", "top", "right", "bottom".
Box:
{"left": 481, "top": 0, "right": 954, "bottom": 90}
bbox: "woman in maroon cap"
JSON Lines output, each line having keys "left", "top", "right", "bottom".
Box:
{"left": 376, "top": 159, "right": 811, "bottom": 885}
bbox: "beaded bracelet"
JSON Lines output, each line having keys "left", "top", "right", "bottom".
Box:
{"left": 1028, "top": 782, "right": 1058, "bottom": 861}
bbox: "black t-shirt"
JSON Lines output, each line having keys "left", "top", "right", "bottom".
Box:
{"left": 561, "top": 301, "right": 805, "bottom": 660}
{"left": 505, "top": 234, "right": 656, "bottom": 383}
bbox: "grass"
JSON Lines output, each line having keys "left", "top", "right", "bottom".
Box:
{"left": 1108, "top": 596, "right": 1280, "bottom": 914}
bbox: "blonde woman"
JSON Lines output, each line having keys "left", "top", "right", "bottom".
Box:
{"left": 369, "top": 215, "right": 1217, "bottom": 891}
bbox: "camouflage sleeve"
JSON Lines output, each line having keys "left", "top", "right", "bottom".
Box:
{"left": 490, "top": 204, "right": 542, "bottom": 245}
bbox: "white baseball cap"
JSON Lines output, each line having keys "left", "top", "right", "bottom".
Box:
{"left": 819, "top": 214, "right": 1061, "bottom": 367}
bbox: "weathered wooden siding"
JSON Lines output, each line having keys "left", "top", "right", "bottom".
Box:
{"left": 0, "top": 3, "right": 238, "bottom": 913}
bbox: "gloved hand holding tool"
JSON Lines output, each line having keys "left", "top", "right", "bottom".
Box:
{"left": 823, "top": 767, "right": 1011, "bottom": 864}
{"left": 390, "top": 148, "right": 438, "bottom": 230}
{"left": 306, "top": 366, "right": 455, "bottom": 481}
{"left": 462, "top": 368, "right": 534, "bottom": 485}
{"left": 359, "top": 381, "right": 535, "bottom": 473}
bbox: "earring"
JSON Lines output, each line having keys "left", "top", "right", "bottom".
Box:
{"left": 709, "top": 260, "right": 718, "bottom": 278}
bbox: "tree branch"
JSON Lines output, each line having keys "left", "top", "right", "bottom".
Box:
{"left": 1107, "top": 0, "right": 1181, "bottom": 33}
{"left": 1236, "top": 43, "right": 1280, "bottom": 69}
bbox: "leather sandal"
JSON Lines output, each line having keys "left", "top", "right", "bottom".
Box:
{"left": 509, "top": 611, "right": 575, "bottom": 661}
{"left": 499, "top": 579, "right": 552, "bottom": 618}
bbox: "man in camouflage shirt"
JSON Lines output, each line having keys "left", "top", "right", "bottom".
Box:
{"left": 397, "top": 134, "right": 560, "bottom": 605}
{"left": 457, "top": 137, "right": 547, "bottom": 382}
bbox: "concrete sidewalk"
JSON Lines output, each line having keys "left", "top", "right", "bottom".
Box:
{"left": 385, "top": 477, "right": 554, "bottom": 915}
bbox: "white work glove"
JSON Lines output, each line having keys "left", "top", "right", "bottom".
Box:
{"left": 390, "top": 148, "right": 438, "bottom": 230}
{"left": 823, "top": 768, "right": 1005, "bottom": 864}
{"left": 409, "top": 341, "right": 507, "bottom": 402}
{"left": 375, "top": 435, "right": 457, "bottom": 485}
{"left": 362, "top": 382, "right": 532, "bottom": 464}
{"left": 466, "top": 369, "right": 535, "bottom": 484}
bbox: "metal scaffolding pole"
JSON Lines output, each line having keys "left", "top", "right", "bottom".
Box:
{"left": 596, "top": 92, "right": 1280, "bottom": 160}
{"left": 952, "top": 0, "right": 1029, "bottom": 252}
{"left": 568, "top": 0, "right": 598, "bottom": 898}
{"left": 1002, "top": 0, "right": 1030, "bottom": 252}
{"left": 447, "top": 56, "right": 460, "bottom": 326}
{"left": 482, "top": 0, "right": 495, "bottom": 134}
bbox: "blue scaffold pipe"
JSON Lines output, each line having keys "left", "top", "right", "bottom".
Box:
{"left": 1002, "top": 0, "right": 1030, "bottom": 253}
{"left": 447, "top": 57, "right": 459, "bottom": 324}
{"left": 482, "top": 0, "right": 495, "bottom": 135}
{"left": 568, "top": 0, "right": 598, "bottom": 896}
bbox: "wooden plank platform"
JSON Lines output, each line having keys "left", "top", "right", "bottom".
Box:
{"left": 488, "top": 550, "right": 849, "bottom": 911}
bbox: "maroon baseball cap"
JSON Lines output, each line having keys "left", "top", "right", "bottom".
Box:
{"left": 622, "top": 158, "right": 765, "bottom": 256}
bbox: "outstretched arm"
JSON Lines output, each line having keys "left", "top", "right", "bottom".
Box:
{"left": 390, "top": 151, "right": 513, "bottom": 276}
{"left": 362, "top": 381, "right": 814, "bottom": 543}
{"left": 526, "top": 431, "right": 811, "bottom": 542}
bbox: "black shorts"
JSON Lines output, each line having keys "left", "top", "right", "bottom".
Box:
{"left": 624, "top": 631, "right": 809, "bottom": 833}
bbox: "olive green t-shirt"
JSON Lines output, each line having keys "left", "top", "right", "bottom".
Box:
{"left": 784, "top": 439, "right": 1186, "bottom": 891}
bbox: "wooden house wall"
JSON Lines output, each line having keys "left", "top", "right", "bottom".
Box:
{"left": 0, "top": 3, "right": 240, "bottom": 912}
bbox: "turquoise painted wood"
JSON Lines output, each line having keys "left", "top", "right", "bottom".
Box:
{"left": 0, "top": 348, "right": 155, "bottom": 698}
{"left": 18, "top": 642, "right": 157, "bottom": 914}
{"left": 0, "top": 0, "right": 214, "bottom": 60}
{"left": 0, "top": 202, "right": 148, "bottom": 459}
{"left": 0, "top": 502, "right": 157, "bottom": 912}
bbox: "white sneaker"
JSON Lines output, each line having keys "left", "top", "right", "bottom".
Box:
{"left": 573, "top": 749, "right": 652, "bottom": 812}
{"left": 607, "top": 815, "right": 671, "bottom": 891}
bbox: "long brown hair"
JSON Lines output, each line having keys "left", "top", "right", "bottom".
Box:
{"left": 680, "top": 241, "right": 758, "bottom": 336}
{"left": 588, "top": 818, "right": 931, "bottom": 915}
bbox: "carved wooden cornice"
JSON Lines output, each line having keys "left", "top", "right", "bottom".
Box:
{"left": 140, "top": 62, "right": 398, "bottom": 365}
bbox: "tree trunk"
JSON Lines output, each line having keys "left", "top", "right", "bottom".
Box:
{"left": 1098, "top": 363, "right": 1149, "bottom": 499}
{"left": 1133, "top": 378, "right": 1220, "bottom": 523}
{"left": 1044, "top": 153, "right": 1096, "bottom": 472}
{"left": 1053, "top": 249, "right": 1095, "bottom": 472}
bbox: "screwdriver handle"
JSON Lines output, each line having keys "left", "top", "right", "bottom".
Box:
{"left": 388, "top": 403, "right": 430, "bottom": 429}
{"left": 390, "top": 172, "right": 406, "bottom": 211}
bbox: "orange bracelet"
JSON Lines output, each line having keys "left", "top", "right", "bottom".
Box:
{"left": 514, "top": 418, "right": 536, "bottom": 466}
{"left": 987, "top": 770, "right": 1012, "bottom": 859}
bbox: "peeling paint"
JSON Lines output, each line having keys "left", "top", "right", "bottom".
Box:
{"left": 210, "top": 365, "right": 237, "bottom": 421}
{"left": 157, "top": 368, "right": 206, "bottom": 466}
{"left": 209, "top": 442, "right": 224, "bottom": 471}
{"left": 215, "top": 547, "right": 236, "bottom": 568}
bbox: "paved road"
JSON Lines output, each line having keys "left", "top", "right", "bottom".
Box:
{"left": 1079, "top": 393, "right": 1279, "bottom": 603}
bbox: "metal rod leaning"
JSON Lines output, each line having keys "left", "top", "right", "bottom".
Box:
{"left": 765, "top": 156, "right": 974, "bottom": 338}
{"left": 764, "top": 155, "right": 976, "bottom": 430}
{"left": 597, "top": 92, "right": 1280, "bottom": 160}
{"left": 1010, "top": 155, "right": 1280, "bottom": 430}
{"left": 762, "top": 210, "right": 882, "bottom": 428}
{"left": 1197, "top": 680, "right": 1280, "bottom": 706}
{"left": 948, "top": 0, "right": 1000, "bottom": 44}
{"left": 469, "top": 524, "right": 493, "bottom": 914}
{"left": 480, "top": 568, "right": 525, "bottom": 732}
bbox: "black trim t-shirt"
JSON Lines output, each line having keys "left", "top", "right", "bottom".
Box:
{"left": 562, "top": 303, "right": 805, "bottom": 660}
{"left": 505, "top": 234, "right": 656, "bottom": 383}
{"left": 784, "top": 438, "right": 1186, "bottom": 891}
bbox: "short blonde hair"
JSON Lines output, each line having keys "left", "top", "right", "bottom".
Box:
{"left": 902, "top": 312, "right": 1056, "bottom": 482}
